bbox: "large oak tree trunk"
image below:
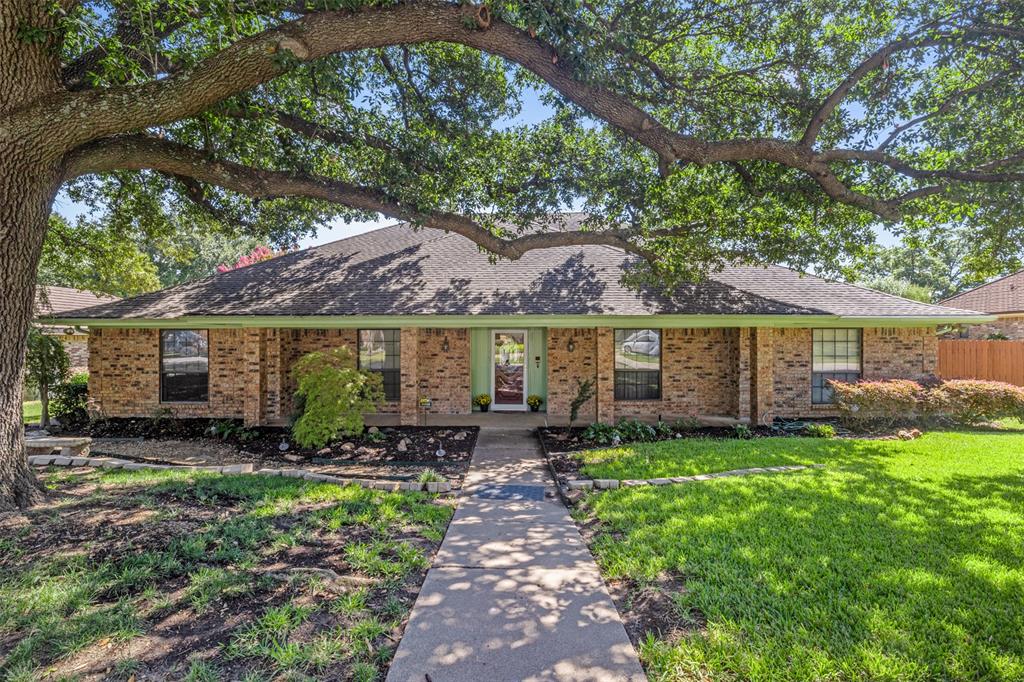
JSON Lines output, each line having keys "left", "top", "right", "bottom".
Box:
{"left": 0, "top": 163, "right": 59, "bottom": 511}
{"left": 0, "top": 1, "right": 64, "bottom": 510}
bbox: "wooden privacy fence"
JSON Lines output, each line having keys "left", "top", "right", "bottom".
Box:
{"left": 938, "top": 340, "right": 1024, "bottom": 386}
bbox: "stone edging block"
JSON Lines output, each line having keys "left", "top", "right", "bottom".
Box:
{"left": 28, "top": 455, "right": 451, "bottom": 494}
{"left": 565, "top": 464, "right": 818, "bottom": 493}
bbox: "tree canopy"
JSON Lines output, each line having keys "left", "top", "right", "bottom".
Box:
{"left": 40, "top": 0, "right": 1024, "bottom": 283}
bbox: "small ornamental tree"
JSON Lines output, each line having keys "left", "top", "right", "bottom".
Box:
{"left": 291, "top": 348, "right": 385, "bottom": 449}
{"left": 25, "top": 329, "right": 70, "bottom": 429}
{"left": 216, "top": 245, "right": 282, "bottom": 273}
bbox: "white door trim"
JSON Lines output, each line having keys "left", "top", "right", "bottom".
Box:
{"left": 490, "top": 329, "right": 528, "bottom": 411}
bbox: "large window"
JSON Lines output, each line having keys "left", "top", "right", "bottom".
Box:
{"left": 160, "top": 330, "right": 209, "bottom": 402}
{"left": 614, "top": 329, "right": 661, "bottom": 400}
{"left": 812, "top": 328, "right": 862, "bottom": 404}
{"left": 359, "top": 329, "right": 401, "bottom": 401}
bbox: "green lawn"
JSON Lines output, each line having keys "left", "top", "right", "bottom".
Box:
{"left": 1, "top": 468, "right": 452, "bottom": 681}
{"left": 578, "top": 431, "right": 1024, "bottom": 681}
{"left": 21, "top": 400, "right": 41, "bottom": 425}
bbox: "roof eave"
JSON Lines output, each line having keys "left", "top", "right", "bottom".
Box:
{"left": 39, "top": 312, "right": 999, "bottom": 329}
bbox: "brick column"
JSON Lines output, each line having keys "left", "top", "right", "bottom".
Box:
{"left": 243, "top": 328, "right": 266, "bottom": 427}
{"left": 399, "top": 327, "right": 420, "bottom": 426}
{"left": 736, "top": 328, "right": 752, "bottom": 422}
{"left": 595, "top": 327, "right": 615, "bottom": 423}
{"left": 264, "top": 329, "right": 283, "bottom": 423}
{"left": 750, "top": 328, "right": 775, "bottom": 425}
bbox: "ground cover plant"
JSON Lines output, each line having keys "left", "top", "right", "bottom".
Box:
{"left": 575, "top": 430, "right": 1024, "bottom": 680}
{"left": 0, "top": 467, "right": 452, "bottom": 680}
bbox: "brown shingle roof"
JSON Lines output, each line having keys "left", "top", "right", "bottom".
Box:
{"left": 36, "top": 286, "right": 120, "bottom": 316}
{"left": 941, "top": 270, "right": 1024, "bottom": 315}
{"left": 47, "top": 221, "right": 985, "bottom": 322}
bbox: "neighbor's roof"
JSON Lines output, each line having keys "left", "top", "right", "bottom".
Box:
{"left": 44, "top": 217, "right": 988, "bottom": 324}
{"left": 36, "top": 285, "right": 120, "bottom": 318}
{"left": 941, "top": 269, "right": 1024, "bottom": 315}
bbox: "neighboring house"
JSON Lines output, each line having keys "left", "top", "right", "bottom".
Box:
{"left": 35, "top": 286, "right": 121, "bottom": 374}
{"left": 43, "top": 217, "right": 991, "bottom": 427}
{"left": 941, "top": 270, "right": 1024, "bottom": 339}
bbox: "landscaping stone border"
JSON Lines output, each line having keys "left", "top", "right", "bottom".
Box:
{"left": 565, "top": 464, "right": 823, "bottom": 491}
{"left": 27, "top": 455, "right": 452, "bottom": 493}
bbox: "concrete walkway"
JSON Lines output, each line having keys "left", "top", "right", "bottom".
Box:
{"left": 387, "top": 428, "right": 646, "bottom": 682}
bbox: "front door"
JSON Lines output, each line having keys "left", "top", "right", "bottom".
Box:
{"left": 491, "top": 330, "right": 527, "bottom": 411}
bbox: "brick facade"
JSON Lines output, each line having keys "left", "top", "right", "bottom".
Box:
{"left": 88, "top": 324, "right": 939, "bottom": 425}
{"left": 88, "top": 327, "right": 247, "bottom": 419}
{"left": 546, "top": 328, "right": 598, "bottom": 422}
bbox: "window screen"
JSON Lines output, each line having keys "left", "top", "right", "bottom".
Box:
{"left": 614, "top": 329, "right": 661, "bottom": 400}
{"left": 359, "top": 329, "right": 401, "bottom": 401}
{"left": 160, "top": 330, "right": 209, "bottom": 402}
{"left": 812, "top": 328, "right": 861, "bottom": 404}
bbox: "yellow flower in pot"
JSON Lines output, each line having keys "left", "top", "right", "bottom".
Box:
{"left": 527, "top": 395, "right": 544, "bottom": 412}
{"left": 474, "top": 393, "right": 492, "bottom": 412}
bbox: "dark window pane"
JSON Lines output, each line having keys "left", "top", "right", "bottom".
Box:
{"left": 359, "top": 330, "right": 401, "bottom": 401}
{"left": 812, "top": 371, "right": 860, "bottom": 404}
{"left": 160, "top": 330, "right": 208, "bottom": 402}
{"left": 614, "top": 329, "right": 661, "bottom": 400}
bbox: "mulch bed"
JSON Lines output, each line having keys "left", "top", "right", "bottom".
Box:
{"left": 64, "top": 419, "right": 478, "bottom": 487}
{"left": 538, "top": 425, "right": 777, "bottom": 456}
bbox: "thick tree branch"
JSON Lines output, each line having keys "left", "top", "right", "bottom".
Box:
{"left": 63, "top": 135, "right": 663, "bottom": 260}
{"left": 823, "top": 148, "right": 1024, "bottom": 183}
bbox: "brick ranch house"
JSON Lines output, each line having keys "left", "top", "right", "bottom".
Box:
{"left": 941, "top": 269, "right": 1024, "bottom": 339}
{"left": 43, "top": 219, "right": 991, "bottom": 428}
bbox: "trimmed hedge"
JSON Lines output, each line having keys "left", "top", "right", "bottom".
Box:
{"left": 831, "top": 378, "right": 1024, "bottom": 427}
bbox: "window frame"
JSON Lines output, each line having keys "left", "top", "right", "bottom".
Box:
{"left": 613, "top": 328, "right": 663, "bottom": 401}
{"left": 357, "top": 329, "right": 401, "bottom": 402}
{"left": 811, "top": 328, "right": 863, "bottom": 405}
{"left": 159, "top": 329, "right": 210, "bottom": 404}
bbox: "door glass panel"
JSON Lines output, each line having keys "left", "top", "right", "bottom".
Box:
{"left": 493, "top": 332, "right": 525, "bottom": 405}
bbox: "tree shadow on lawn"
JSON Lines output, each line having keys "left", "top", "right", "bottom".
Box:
{"left": 0, "top": 469, "right": 451, "bottom": 681}
{"left": 584, "top": 439, "right": 1024, "bottom": 680}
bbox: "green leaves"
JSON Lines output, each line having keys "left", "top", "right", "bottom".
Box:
{"left": 291, "top": 347, "right": 385, "bottom": 448}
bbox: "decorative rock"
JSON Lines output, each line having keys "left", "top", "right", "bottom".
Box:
{"left": 221, "top": 463, "right": 254, "bottom": 474}
{"left": 318, "top": 448, "right": 332, "bottom": 456}
{"left": 622, "top": 480, "right": 647, "bottom": 487}
{"left": 426, "top": 482, "right": 441, "bottom": 493}
{"left": 51, "top": 456, "right": 72, "bottom": 466}
{"left": 567, "top": 479, "right": 594, "bottom": 490}
{"left": 341, "top": 442, "right": 355, "bottom": 451}
{"left": 453, "top": 431, "right": 468, "bottom": 441}
{"left": 399, "top": 481, "right": 421, "bottom": 491}
{"left": 649, "top": 478, "right": 671, "bottom": 486}
{"left": 594, "top": 479, "right": 619, "bottom": 490}
{"left": 283, "top": 454, "right": 303, "bottom": 463}
{"left": 367, "top": 426, "right": 380, "bottom": 434}
{"left": 281, "top": 469, "right": 303, "bottom": 478}
{"left": 670, "top": 476, "right": 694, "bottom": 484}
{"left": 256, "top": 469, "right": 282, "bottom": 476}
{"left": 396, "top": 439, "right": 409, "bottom": 452}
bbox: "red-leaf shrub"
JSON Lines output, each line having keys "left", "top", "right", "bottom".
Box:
{"left": 829, "top": 379, "right": 926, "bottom": 428}
{"left": 831, "top": 378, "right": 1024, "bottom": 428}
{"left": 929, "top": 380, "right": 1024, "bottom": 425}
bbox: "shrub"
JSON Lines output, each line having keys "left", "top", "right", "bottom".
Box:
{"left": 803, "top": 423, "right": 836, "bottom": 438}
{"left": 832, "top": 378, "right": 1024, "bottom": 428}
{"left": 583, "top": 422, "right": 619, "bottom": 445}
{"left": 732, "top": 423, "right": 753, "bottom": 439}
{"left": 830, "top": 379, "right": 925, "bottom": 428}
{"left": 616, "top": 418, "right": 657, "bottom": 442}
{"left": 931, "top": 379, "right": 1024, "bottom": 425}
{"left": 291, "top": 347, "right": 384, "bottom": 449}
{"left": 417, "top": 469, "right": 446, "bottom": 484}
{"left": 50, "top": 372, "right": 89, "bottom": 429}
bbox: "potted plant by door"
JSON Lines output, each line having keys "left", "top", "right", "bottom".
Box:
{"left": 474, "top": 394, "right": 492, "bottom": 412}
{"left": 527, "top": 395, "right": 544, "bottom": 412}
